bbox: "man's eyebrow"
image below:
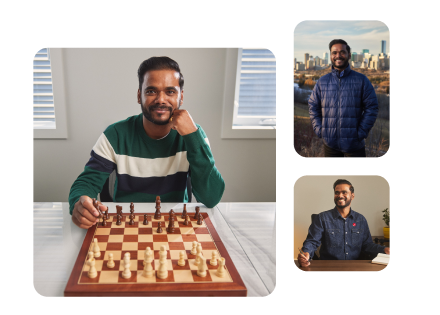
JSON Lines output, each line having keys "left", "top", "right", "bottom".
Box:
{"left": 145, "top": 86, "right": 177, "bottom": 91}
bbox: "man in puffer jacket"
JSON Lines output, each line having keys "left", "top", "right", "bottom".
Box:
{"left": 308, "top": 39, "right": 379, "bottom": 157}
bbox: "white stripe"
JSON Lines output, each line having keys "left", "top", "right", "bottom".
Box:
{"left": 93, "top": 134, "right": 116, "bottom": 163}
{"left": 204, "top": 137, "right": 211, "bottom": 148}
{"left": 116, "top": 151, "right": 189, "bottom": 177}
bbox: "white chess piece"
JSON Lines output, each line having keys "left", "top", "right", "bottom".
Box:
{"left": 190, "top": 241, "right": 198, "bottom": 255}
{"left": 197, "top": 256, "right": 207, "bottom": 277}
{"left": 194, "top": 242, "right": 203, "bottom": 265}
{"left": 87, "top": 251, "right": 97, "bottom": 278}
{"left": 178, "top": 250, "right": 186, "bottom": 266}
{"left": 121, "top": 252, "right": 131, "bottom": 279}
{"left": 93, "top": 238, "right": 101, "bottom": 258}
{"left": 216, "top": 257, "right": 226, "bottom": 278}
{"left": 142, "top": 247, "right": 154, "bottom": 278}
{"left": 107, "top": 253, "right": 115, "bottom": 268}
{"left": 157, "top": 245, "right": 168, "bottom": 279}
{"left": 210, "top": 251, "right": 218, "bottom": 266}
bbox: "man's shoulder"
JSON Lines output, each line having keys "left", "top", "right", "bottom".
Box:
{"left": 349, "top": 209, "right": 367, "bottom": 222}
{"left": 104, "top": 114, "right": 140, "bottom": 133}
{"left": 317, "top": 72, "right": 333, "bottom": 84}
{"left": 348, "top": 69, "right": 369, "bottom": 82}
{"left": 317, "top": 209, "right": 336, "bottom": 219}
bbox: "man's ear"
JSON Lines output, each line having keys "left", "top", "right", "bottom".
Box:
{"left": 179, "top": 90, "right": 184, "bottom": 108}
{"left": 137, "top": 89, "right": 141, "bottom": 104}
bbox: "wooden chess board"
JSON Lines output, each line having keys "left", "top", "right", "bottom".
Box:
{"left": 64, "top": 211, "right": 247, "bottom": 296}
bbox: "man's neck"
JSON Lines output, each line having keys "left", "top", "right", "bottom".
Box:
{"left": 336, "top": 206, "right": 351, "bottom": 218}
{"left": 142, "top": 116, "right": 172, "bottom": 140}
{"left": 333, "top": 65, "right": 348, "bottom": 74}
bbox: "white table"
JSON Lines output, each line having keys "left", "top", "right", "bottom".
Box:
{"left": 33, "top": 202, "right": 276, "bottom": 297}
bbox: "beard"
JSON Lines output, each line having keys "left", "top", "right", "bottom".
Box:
{"left": 141, "top": 103, "right": 174, "bottom": 126}
{"left": 334, "top": 197, "right": 352, "bottom": 209}
{"left": 331, "top": 57, "right": 349, "bottom": 70}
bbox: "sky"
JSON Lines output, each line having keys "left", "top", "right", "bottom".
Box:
{"left": 294, "top": 21, "right": 390, "bottom": 62}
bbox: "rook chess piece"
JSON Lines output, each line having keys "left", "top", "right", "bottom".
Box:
{"left": 216, "top": 257, "right": 226, "bottom": 278}
{"left": 87, "top": 251, "right": 97, "bottom": 278}
{"left": 181, "top": 204, "right": 187, "bottom": 219}
{"left": 142, "top": 247, "right": 154, "bottom": 278}
{"left": 156, "top": 222, "right": 163, "bottom": 233}
{"left": 197, "top": 256, "right": 207, "bottom": 278}
{"left": 190, "top": 241, "right": 198, "bottom": 255}
{"left": 93, "top": 238, "right": 101, "bottom": 258}
{"left": 107, "top": 253, "right": 115, "bottom": 268}
{"left": 157, "top": 245, "right": 168, "bottom": 279}
{"left": 143, "top": 214, "right": 149, "bottom": 225}
{"left": 154, "top": 196, "right": 161, "bottom": 219}
{"left": 197, "top": 213, "right": 203, "bottom": 225}
{"left": 183, "top": 215, "right": 190, "bottom": 226}
{"left": 210, "top": 251, "right": 218, "bottom": 266}
{"left": 121, "top": 253, "right": 131, "bottom": 279}
{"left": 193, "top": 206, "right": 200, "bottom": 219}
{"left": 178, "top": 250, "right": 186, "bottom": 266}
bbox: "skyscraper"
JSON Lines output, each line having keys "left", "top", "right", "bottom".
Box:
{"left": 362, "top": 49, "right": 369, "bottom": 54}
{"left": 305, "top": 53, "right": 310, "bottom": 64}
{"left": 381, "top": 40, "right": 386, "bottom": 54}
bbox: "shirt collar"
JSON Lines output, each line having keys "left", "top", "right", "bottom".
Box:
{"left": 331, "top": 64, "right": 351, "bottom": 78}
{"left": 331, "top": 206, "right": 354, "bottom": 220}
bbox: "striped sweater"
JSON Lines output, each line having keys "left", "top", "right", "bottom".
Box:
{"left": 69, "top": 114, "right": 225, "bottom": 213}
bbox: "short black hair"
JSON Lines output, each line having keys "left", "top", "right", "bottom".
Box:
{"left": 329, "top": 39, "right": 351, "bottom": 55}
{"left": 137, "top": 56, "right": 184, "bottom": 91}
{"left": 333, "top": 179, "right": 354, "bottom": 193}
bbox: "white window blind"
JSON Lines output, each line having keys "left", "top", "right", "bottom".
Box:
{"left": 233, "top": 48, "right": 276, "bottom": 128}
{"left": 33, "top": 48, "right": 55, "bottom": 129}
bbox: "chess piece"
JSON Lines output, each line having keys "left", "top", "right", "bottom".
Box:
{"left": 93, "top": 198, "right": 103, "bottom": 218}
{"left": 156, "top": 222, "right": 163, "bottom": 233}
{"left": 210, "top": 251, "right": 218, "bottom": 266}
{"left": 143, "top": 214, "right": 149, "bottom": 225}
{"left": 183, "top": 215, "right": 190, "bottom": 226}
{"left": 157, "top": 245, "right": 168, "bottom": 279}
{"left": 93, "top": 238, "right": 101, "bottom": 258}
{"left": 190, "top": 241, "right": 198, "bottom": 255}
{"left": 121, "top": 252, "right": 131, "bottom": 279}
{"left": 105, "top": 209, "right": 110, "bottom": 220}
{"left": 197, "top": 256, "right": 207, "bottom": 278}
{"left": 129, "top": 203, "right": 135, "bottom": 225}
{"left": 167, "top": 220, "right": 175, "bottom": 233}
{"left": 87, "top": 251, "right": 97, "bottom": 278}
{"left": 193, "top": 206, "right": 200, "bottom": 219}
{"left": 116, "top": 205, "right": 122, "bottom": 216}
{"left": 178, "top": 250, "right": 185, "bottom": 266}
{"left": 181, "top": 204, "right": 187, "bottom": 219}
{"left": 107, "top": 253, "right": 115, "bottom": 268}
{"left": 169, "top": 209, "right": 175, "bottom": 217}
{"left": 194, "top": 243, "right": 203, "bottom": 265}
{"left": 116, "top": 213, "right": 122, "bottom": 226}
{"left": 216, "top": 257, "right": 226, "bottom": 278}
{"left": 101, "top": 212, "right": 107, "bottom": 226}
{"left": 154, "top": 196, "right": 161, "bottom": 219}
{"left": 197, "top": 213, "right": 203, "bottom": 225}
{"left": 142, "top": 247, "right": 154, "bottom": 278}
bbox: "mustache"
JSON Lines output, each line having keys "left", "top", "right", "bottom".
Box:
{"left": 148, "top": 104, "right": 173, "bottom": 111}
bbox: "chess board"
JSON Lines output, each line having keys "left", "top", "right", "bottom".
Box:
{"left": 64, "top": 211, "right": 247, "bottom": 296}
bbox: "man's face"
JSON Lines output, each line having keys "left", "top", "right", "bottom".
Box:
{"left": 333, "top": 184, "right": 354, "bottom": 209}
{"left": 330, "top": 43, "right": 351, "bottom": 70}
{"left": 137, "top": 69, "right": 183, "bottom": 125}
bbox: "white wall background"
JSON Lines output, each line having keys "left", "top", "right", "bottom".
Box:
{"left": 294, "top": 176, "right": 389, "bottom": 258}
{"left": 33, "top": 48, "right": 276, "bottom": 203}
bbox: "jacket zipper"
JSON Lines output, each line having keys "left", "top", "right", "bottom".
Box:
{"left": 337, "top": 77, "right": 341, "bottom": 150}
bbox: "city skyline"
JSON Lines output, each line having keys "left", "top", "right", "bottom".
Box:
{"left": 294, "top": 21, "right": 390, "bottom": 62}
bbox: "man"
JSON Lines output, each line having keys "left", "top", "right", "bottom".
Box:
{"left": 308, "top": 39, "right": 379, "bottom": 157}
{"left": 297, "top": 179, "right": 390, "bottom": 267}
{"left": 69, "top": 57, "right": 225, "bottom": 229}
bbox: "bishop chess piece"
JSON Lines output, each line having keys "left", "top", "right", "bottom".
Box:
{"left": 142, "top": 247, "right": 154, "bottom": 278}
{"left": 156, "top": 222, "right": 163, "bottom": 233}
{"left": 92, "top": 238, "right": 101, "bottom": 258}
{"left": 143, "top": 214, "right": 149, "bottom": 225}
{"left": 193, "top": 206, "right": 200, "bottom": 219}
{"left": 157, "top": 245, "right": 168, "bottom": 279}
{"left": 181, "top": 204, "right": 187, "bottom": 219}
{"left": 154, "top": 196, "right": 161, "bottom": 219}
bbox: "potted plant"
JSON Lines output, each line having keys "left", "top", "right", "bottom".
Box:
{"left": 382, "top": 208, "right": 390, "bottom": 239}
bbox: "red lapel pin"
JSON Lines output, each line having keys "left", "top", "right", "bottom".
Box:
{"left": 353, "top": 223, "right": 356, "bottom": 226}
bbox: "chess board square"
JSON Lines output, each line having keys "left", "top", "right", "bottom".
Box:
{"left": 122, "top": 235, "right": 138, "bottom": 242}
{"left": 181, "top": 234, "right": 198, "bottom": 242}
{"left": 87, "top": 259, "right": 104, "bottom": 271}
{"left": 101, "top": 260, "right": 120, "bottom": 271}
{"left": 179, "top": 227, "right": 195, "bottom": 234}
{"left": 153, "top": 250, "right": 171, "bottom": 259}
{"left": 208, "top": 270, "right": 231, "bottom": 282}
{"left": 166, "top": 227, "right": 181, "bottom": 234}
{"left": 196, "top": 234, "right": 213, "bottom": 242}
{"left": 153, "top": 242, "right": 170, "bottom": 251}
{"left": 191, "top": 221, "right": 206, "bottom": 228}
{"left": 118, "top": 270, "right": 138, "bottom": 282}
{"left": 124, "top": 228, "right": 139, "bottom": 235}
{"left": 111, "top": 221, "right": 125, "bottom": 228}
{"left": 171, "top": 259, "right": 190, "bottom": 270}
{"left": 118, "top": 259, "right": 138, "bottom": 271}
{"left": 177, "top": 222, "right": 192, "bottom": 228}
{"left": 125, "top": 222, "right": 139, "bottom": 228}
{"left": 152, "top": 220, "right": 164, "bottom": 226}
{"left": 96, "top": 228, "right": 111, "bottom": 235}
{"left": 137, "top": 259, "right": 156, "bottom": 270}
{"left": 108, "top": 235, "right": 124, "bottom": 243}
{"left": 109, "top": 228, "right": 124, "bottom": 235}
{"left": 136, "top": 270, "right": 157, "bottom": 283}
{"left": 104, "top": 251, "right": 122, "bottom": 261}
{"left": 154, "top": 259, "right": 173, "bottom": 271}
{"left": 93, "top": 251, "right": 105, "bottom": 260}
{"left": 175, "top": 216, "right": 185, "bottom": 222}
{"left": 152, "top": 227, "right": 165, "bottom": 235}
{"left": 170, "top": 250, "right": 187, "bottom": 260}
{"left": 138, "top": 235, "right": 153, "bottom": 242}
{"left": 155, "top": 271, "right": 174, "bottom": 282}
{"left": 199, "top": 242, "right": 217, "bottom": 250}
{"left": 168, "top": 242, "right": 185, "bottom": 250}
{"left": 138, "top": 228, "right": 152, "bottom": 235}
{"left": 94, "top": 235, "right": 109, "bottom": 242}
{"left": 206, "top": 260, "right": 219, "bottom": 270}
{"left": 106, "top": 243, "right": 123, "bottom": 251}
{"left": 122, "top": 242, "right": 138, "bottom": 251}
{"left": 121, "top": 250, "right": 138, "bottom": 260}
{"left": 138, "top": 242, "right": 154, "bottom": 251}
{"left": 188, "top": 259, "right": 198, "bottom": 270}
{"left": 185, "top": 249, "right": 197, "bottom": 259}
{"left": 193, "top": 227, "right": 209, "bottom": 234}
{"left": 98, "top": 271, "right": 119, "bottom": 283}
{"left": 173, "top": 270, "right": 194, "bottom": 282}
{"left": 80, "top": 271, "right": 101, "bottom": 283}
{"left": 153, "top": 235, "right": 168, "bottom": 242}
{"left": 167, "top": 234, "right": 183, "bottom": 242}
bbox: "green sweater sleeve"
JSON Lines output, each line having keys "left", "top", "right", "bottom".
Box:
{"left": 182, "top": 126, "right": 225, "bottom": 208}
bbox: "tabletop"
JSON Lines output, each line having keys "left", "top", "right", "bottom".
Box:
{"left": 33, "top": 202, "right": 276, "bottom": 297}
{"left": 294, "top": 260, "right": 387, "bottom": 271}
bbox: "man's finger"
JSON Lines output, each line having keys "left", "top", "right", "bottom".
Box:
{"left": 72, "top": 214, "right": 94, "bottom": 229}
{"left": 77, "top": 205, "right": 99, "bottom": 222}
{"left": 73, "top": 209, "right": 96, "bottom": 227}
{"left": 80, "top": 196, "right": 100, "bottom": 217}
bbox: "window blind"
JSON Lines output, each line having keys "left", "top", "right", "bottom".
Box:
{"left": 234, "top": 48, "right": 276, "bottom": 127}
{"left": 33, "top": 48, "right": 55, "bottom": 129}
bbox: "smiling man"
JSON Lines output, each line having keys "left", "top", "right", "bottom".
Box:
{"left": 308, "top": 39, "right": 379, "bottom": 157}
{"left": 297, "top": 179, "right": 390, "bottom": 267}
{"left": 69, "top": 57, "right": 225, "bottom": 229}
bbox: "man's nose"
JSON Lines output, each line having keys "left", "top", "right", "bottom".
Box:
{"left": 155, "top": 91, "right": 166, "bottom": 103}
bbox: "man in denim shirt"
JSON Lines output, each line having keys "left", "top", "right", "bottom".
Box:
{"left": 298, "top": 179, "right": 390, "bottom": 267}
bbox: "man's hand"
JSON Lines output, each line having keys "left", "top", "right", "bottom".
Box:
{"left": 72, "top": 196, "right": 107, "bottom": 229}
{"left": 298, "top": 251, "right": 310, "bottom": 267}
{"left": 384, "top": 247, "right": 390, "bottom": 255}
{"left": 169, "top": 109, "right": 197, "bottom": 136}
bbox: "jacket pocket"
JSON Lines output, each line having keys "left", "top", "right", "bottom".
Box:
{"left": 351, "top": 229, "right": 363, "bottom": 246}
{"left": 325, "top": 229, "right": 341, "bottom": 248}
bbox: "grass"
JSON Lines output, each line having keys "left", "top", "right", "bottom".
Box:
{"left": 294, "top": 102, "right": 389, "bottom": 157}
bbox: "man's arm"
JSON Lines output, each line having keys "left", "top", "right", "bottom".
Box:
{"left": 361, "top": 218, "right": 387, "bottom": 255}
{"left": 183, "top": 127, "right": 225, "bottom": 208}
{"left": 302, "top": 214, "right": 325, "bottom": 260}
{"left": 308, "top": 82, "right": 323, "bottom": 138}
{"left": 357, "top": 77, "right": 379, "bottom": 140}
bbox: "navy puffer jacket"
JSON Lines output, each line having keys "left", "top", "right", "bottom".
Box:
{"left": 308, "top": 65, "right": 379, "bottom": 153}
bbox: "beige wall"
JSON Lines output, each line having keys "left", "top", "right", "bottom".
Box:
{"left": 294, "top": 176, "right": 389, "bottom": 258}
{"left": 33, "top": 48, "right": 275, "bottom": 203}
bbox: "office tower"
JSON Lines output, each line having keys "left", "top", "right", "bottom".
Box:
{"left": 381, "top": 40, "right": 386, "bottom": 54}
{"left": 362, "top": 49, "right": 369, "bottom": 54}
{"left": 307, "top": 59, "right": 315, "bottom": 70}
{"left": 304, "top": 53, "right": 310, "bottom": 68}
{"left": 323, "top": 52, "right": 328, "bottom": 61}
{"left": 352, "top": 52, "right": 357, "bottom": 61}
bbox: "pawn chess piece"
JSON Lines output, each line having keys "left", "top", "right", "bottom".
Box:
{"left": 121, "top": 253, "right": 132, "bottom": 279}
{"left": 197, "top": 256, "right": 207, "bottom": 278}
{"left": 92, "top": 238, "right": 101, "bottom": 258}
{"left": 116, "top": 213, "right": 122, "bottom": 226}
{"left": 181, "top": 204, "right": 187, "bottom": 219}
{"left": 107, "top": 253, "right": 115, "bottom": 268}
{"left": 210, "top": 251, "right": 218, "bottom": 266}
{"left": 194, "top": 243, "right": 203, "bottom": 266}
{"left": 156, "top": 222, "right": 163, "bottom": 233}
{"left": 87, "top": 251, "right": 97, "bottom": 278}
{"left": 183, "top": 215, "right": 190, "bottom": 226}
{"left": 143, "top": 214, "right": 149, "bottom": 225}
{"left": 216, "top": 257, "right": 226, "bottom": 278}
{"left": 197, "top": 213, "right": 203, "bottom": 225}
{"left": 101, "top": 210, "right": 107, "bottom": 226}
{"left": 156, "top": 245, "right": 168, "bottom": 279}
{"left": 178, "top": 250, "right": 186, "bottom": 266}
{"left": 142, "top": 247, "right": 154, "bottom": 278}
{"left": 190, "top": 241, "right": 198, "bottom": 255}
{"left": 193, "top": 206, "right": 200, "bottom": 219}
{"left": 154, "top": 196, "right": 161, "bottom": 219}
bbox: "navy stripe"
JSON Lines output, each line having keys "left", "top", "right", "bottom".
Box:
{"left": 117, "top": 172, "right": 188, "bottom": 195}
{"left": 85, "top": 150, "right": 116, "bottom": 173}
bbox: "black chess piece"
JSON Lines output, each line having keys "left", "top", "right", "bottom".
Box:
{"left": 193, "top": 206, "right": 200, "bottom": 220}
{"left": 116, "top": 214, "right": 122, "bottom": 226}
{"left": 143, "top": 214, "right": 149, "bottom": 225}
{"left": 156, "top": 222, "right": 163, "bottom": 233}
{"left": 197, "top": 213, "right": 203, "bottom": 225}
{"left": 181, "top": 204, "right": 187, "bottom": 219}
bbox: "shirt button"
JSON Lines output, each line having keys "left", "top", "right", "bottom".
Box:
{"left": 346, "top": 253, "right": 348, "bottom": 255}
{"left": 345, "top": 232, "right": 347, "bottom": 234}
{"left": 346, "top": 242, "right": 348, "bottom": 244}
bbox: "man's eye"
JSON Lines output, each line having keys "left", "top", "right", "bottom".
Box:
{"left": 167, "top": 90, "right": 176, "bottom": 94}
{"left": 146, "top": 90, "right": 155, "bottom": 94}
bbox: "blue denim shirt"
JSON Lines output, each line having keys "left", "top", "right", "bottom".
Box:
{"left": 302, "top": 207, "right": 385, "bottom": 260}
